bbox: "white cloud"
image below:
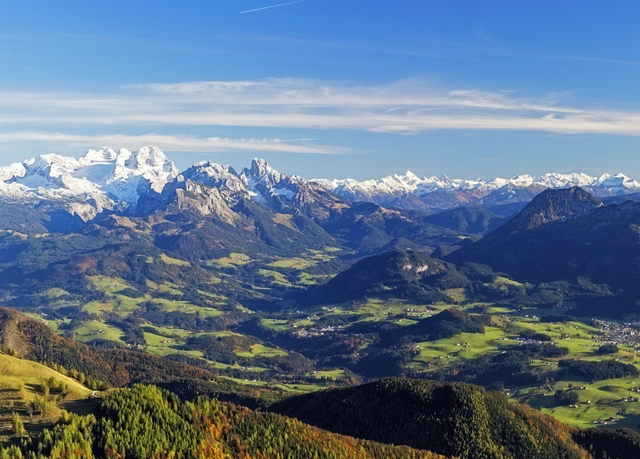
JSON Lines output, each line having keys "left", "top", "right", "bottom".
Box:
{"left": 0, "top": 132, "right": 344, "bottom": 155}
{"left": 2, "top": 78, "right": 640, "bottom": 137}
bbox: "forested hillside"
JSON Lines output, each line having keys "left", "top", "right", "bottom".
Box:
{"left": 272, "top": 378, "right": 593, "bottom": 459}
{"left": 0, "top": 384, "right": 447, "bottom": 459}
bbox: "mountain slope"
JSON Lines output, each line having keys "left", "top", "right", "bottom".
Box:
{"left": 271, "top": 378, "right": 591, "bottom": 459}
{"left": 2, "top": 145, "right": 640, "bottom": 223}
{"left": 424, "top": 206, "right": 506, "bottom": 234}
{"left": 296, "top": 249, "right": 458, "bottom": 306}
{"left": 0, "top": 307, "right": 290, "bottom": 408}
{"left": 446, "top": 188, "right": 640, "bottom": 315}
{"left": 318, "top": 202, "right": 460, "bottom": 253}
{"left": 2, "top": 384, "right": 447, "bottom": 459}
{"left": 490, "top": 186, "right": 602, "bottom": 232}
{"left": 0, "top": 307, "right": 214, "bottom": 387}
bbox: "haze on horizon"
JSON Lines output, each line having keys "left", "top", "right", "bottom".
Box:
{"left": 1, "top": 1, "right": 640, "bottom": 181}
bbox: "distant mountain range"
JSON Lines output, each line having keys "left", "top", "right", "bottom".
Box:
{"left": 2, "top": 146, "right": 640, "bottom": 221}
{"left": 315, "top": 170, "right": 640, "bottom": 210}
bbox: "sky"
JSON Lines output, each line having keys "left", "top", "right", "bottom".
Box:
{"left": 2, "top": 1, "right": 640, "bottom": 180}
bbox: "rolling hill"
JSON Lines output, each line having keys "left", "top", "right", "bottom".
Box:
{"left": 295, "top": 249, "right": 459, "bottom": 306}
{"left": 271, "top": 377, "right": 606, "bottom": 459}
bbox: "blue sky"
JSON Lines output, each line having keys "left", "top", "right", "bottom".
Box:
{"left": 2, "top": 1, "right": 640, "bottom": 180}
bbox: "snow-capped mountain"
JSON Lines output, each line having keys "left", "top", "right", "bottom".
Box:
{"left": 0, "top": 146, "right": 179, "bottom": 220}
{"left": 2, "top": 145, "right": 640, "bottom": 223}
{"left": 181, "top": 161, "right": 247, "bottom": 200}
{"left": 314, "top": 170, "right": 640, "bottom": 210}
{"left": 177, "top": 157, "right": 342, "bottom": 218}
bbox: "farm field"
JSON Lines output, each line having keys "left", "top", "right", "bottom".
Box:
{"left": 307, "top": 369, "right": 347, "bottom": 381}
{"left": 74, "top": 321, "right": 125, "bottom": 344}
{"left": 220, "top": 377, "right": 326, "bottom": 393}
{"left": 236, "top": 344, "right": 287, "bottom": 358}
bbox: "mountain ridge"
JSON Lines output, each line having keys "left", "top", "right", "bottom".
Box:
{"left": 315, "top": 170, "right": 640, "bottom": 210}
{"left": 2, "top": 146, "right": 640, "bottom": 222}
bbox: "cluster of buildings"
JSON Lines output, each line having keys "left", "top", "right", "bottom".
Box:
{"left": 293, "top": 325, "right": 344, "bottom": 337}
{"left": 595, "top": 319, "right": 640, "bottom": 346}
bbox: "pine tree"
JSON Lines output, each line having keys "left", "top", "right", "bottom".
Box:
{"left": 11, "top": 412, "right": 25, "bottom": 437}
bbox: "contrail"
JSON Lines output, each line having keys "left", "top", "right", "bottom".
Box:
{"left": 240, "top": 0, "right": 308, "bottom": 14}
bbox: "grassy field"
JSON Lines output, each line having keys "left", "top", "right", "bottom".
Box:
{"left": 296, "top": 272, "right": 328, "bottom": 286}
{"left": 267, "top": 258, "right": 315, "bottom": 270}
{"left": 74, "top": 321, "right": 125, "bottom": 345}
{"left": 257, "top": 269, "right": 293, "bottom": 287}
{"left": 208, "top": 253, "right": 252, "bottom": 268}
{"left": 44, "top": 288, "right": 70, "bottom": 299}
{"left": 0, "top": 353, "right": 96, "bottom": 442}
{"left": 153, "top": 299, "right": 222, "bottom": 317}
{"left": 143, "top": 331, "right": 205, "bottom": 358}
{"left": 261, "top": 319, "right": 292, "bottom": 332}
{"left": 236, "top": 344, "right": 287, "bottom": 358}
{"left": 86, "top": 276, "right": 150, "bottom": 316}
{"left": 307, "top": 369, "right": 347, "bottom": 381}
{"left": 495, "top": 276, "right": 524, "bottom": 287}
{"left": 220, "top": 377, "right": 325, "bottom": 393}
{"left": 274, "top": 383, "right": 326, "bottom": 393}
{"left": 409, "top": 326, "right": 511, "bottom": 369}
{"left": 159, "top": 253, "right": 190, "bottom": 266}
{"left": 147, "top": 280, "right": 185, "bottom": 294}
{"left": 144, "top": 325, "right": 192, "bottom": 338}
{"left": 210, "top": 362, "right": 270, "bottom": 373}
{"left": 23, "top": 313, "right": 68, "bottom": 333}
{"left": 523, "top": 376, "right": 640, "bottom": 430}
{"left": 0, "top": 354, "right": 91, "bottom": 400}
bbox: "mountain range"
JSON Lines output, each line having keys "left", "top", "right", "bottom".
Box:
{"left": 2, "top": 146, "right": 640, "bottom": 222}
{"left": 3, "top": 147, "right": 640, "bottom": 315}
{"left": 315, "top": 170, "right": 640, "bottom": 210}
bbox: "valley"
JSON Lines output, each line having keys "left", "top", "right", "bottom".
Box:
{"left": 1, "top": 149, "right": 640, "bottom": 457}
{"left": 20, "top": 245, "right": 640, "bottom": 431}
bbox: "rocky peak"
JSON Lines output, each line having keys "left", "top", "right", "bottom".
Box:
{"left": 181, "top": 161, "right": 246, "bottom": 197}
{"left": 243, "top": 158, "right": 291, "bottom": 190}
{"left": 505, "top": 186, "right": 603, "bottom": 232}
{"left": 0, "top": 146, "right": 180, "bottom": 221}
{"left": 249, "top": 158, "right": 275, "bottom": 178}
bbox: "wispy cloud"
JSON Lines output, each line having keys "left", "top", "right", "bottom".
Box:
{"left": 239, "top": 0, "right": 308, "bottom": 14}
{"left": 3, "top": 78, "right": 640, "bottom": 140}
{"left": 0, "top": 132, "right": 345, "bottom": 155}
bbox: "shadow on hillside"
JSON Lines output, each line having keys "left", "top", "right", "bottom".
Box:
{"left": 61, "top": 397, "right": 101, "bottom": 417}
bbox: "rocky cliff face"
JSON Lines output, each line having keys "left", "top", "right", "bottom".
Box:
{"left": 169, "top": 180, "right": 238, "bottom": 224}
